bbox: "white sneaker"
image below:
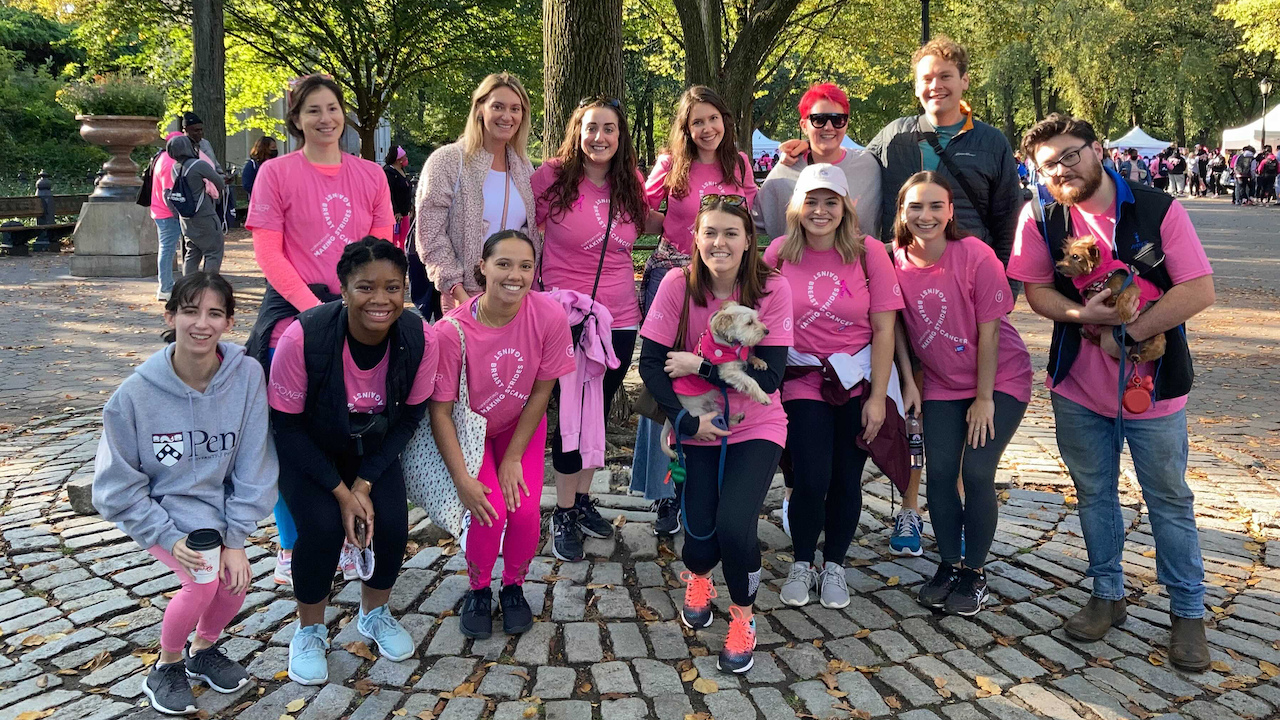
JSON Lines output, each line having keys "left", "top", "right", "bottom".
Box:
{"left": 781, "top": 497, "right": 791, "bottom": 538}
{"left": 156, "top": 290, "right": 171, "bottom": 302}
{"left": 273, "top": 549, "right": 293, "bottom": 586}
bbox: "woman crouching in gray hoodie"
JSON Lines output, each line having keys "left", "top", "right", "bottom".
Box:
{"left": 93, "top": 272, "right": 278, "bottom": 716}
{"left": 166, "top": 135, "right": 226, "bottom": 276}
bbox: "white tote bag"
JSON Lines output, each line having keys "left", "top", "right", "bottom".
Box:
{"left": 403, "top": 317, "right": 486, "bottom": 540}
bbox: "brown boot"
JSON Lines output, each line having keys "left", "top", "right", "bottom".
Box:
{"left": 1168, "top": 614, "right": 1210, "bottom": 672}
{"left": 1064, "top": 596, "right": 1127, "bottom": 641}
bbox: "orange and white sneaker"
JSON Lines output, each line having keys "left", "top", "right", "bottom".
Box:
{"left": 718, "top": 605, "right": 757, "bottom": 673}
{"left": 679, "top": 571, "right": 717, "bottom": 629}
{"left": 273, "top": 549, "right": 293, "bottom": 586}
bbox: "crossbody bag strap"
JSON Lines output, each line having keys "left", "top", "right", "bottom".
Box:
{"left": 925, "top": 132, "right": 993, "bottom": 235}
{"left": 674, "top": 268, "right": 692, "bottom": 353}
{"left": 500, "top": 169, "right": 511, "bottom": 230}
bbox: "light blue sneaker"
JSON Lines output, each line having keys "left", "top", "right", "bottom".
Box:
{"left": 358, "top": 605, "right": 415, "bottom": 661}
{"left": 890, "top": 509, "right": 924, "bottom": 557}
{"left": 288, "top": 624, "right": 329, "bottom": 686}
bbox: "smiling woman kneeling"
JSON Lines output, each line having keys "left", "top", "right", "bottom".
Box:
{"left": 268, "top": 238, "right": 440, "bottom": 685}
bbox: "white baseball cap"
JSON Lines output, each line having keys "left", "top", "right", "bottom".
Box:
{"left": 792, "top": 163, "right": 849, "bottom": 199}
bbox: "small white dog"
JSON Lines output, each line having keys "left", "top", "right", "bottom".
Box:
{"left": 661, "top": 301, "right": 771, "bottom": 458}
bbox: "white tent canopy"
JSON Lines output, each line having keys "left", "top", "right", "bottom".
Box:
{"left": 1222, "top": 104, "right": 1280, "bottom": 151}
{"left": 1106, "top": 126, "right": 1172, "bottom": 158}
{"left": 750, "top": 129, "right": 862, "bottom": 158}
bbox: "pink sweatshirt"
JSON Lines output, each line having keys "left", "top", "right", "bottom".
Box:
{"left": 546, "top": 288, "right": 620, "bottom": 470}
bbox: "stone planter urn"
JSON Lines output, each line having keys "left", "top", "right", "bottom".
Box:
{"left": 70, "top": 115, "right": 161, "bottom": 277}
{"left": 76, "top": 115, "right": 160, "bottom": 202}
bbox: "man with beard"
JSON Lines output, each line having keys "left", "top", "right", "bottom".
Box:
{"left": 1010, "top": 114, "right": 1215, "bottom": 671}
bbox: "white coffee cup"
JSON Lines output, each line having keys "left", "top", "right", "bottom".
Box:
{"left": 186, "top": 529, "right": 223, "bottom": 585}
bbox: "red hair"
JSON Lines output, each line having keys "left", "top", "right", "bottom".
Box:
{"left": 798, "top": 83, "right": 849, "bottom": 117}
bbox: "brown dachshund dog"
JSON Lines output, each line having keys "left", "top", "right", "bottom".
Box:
{"left": 1056, "top": 236, "right": 1166, "bottom": 363}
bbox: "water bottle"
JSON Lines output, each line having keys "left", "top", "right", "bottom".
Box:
{"left": 907, "top": 411, "right": 924, "bottom": 469}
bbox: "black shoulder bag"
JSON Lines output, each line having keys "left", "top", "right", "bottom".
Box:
{"left": 539, "top": 199, "right": 614, "bottom": 349}
{"left": 924, "top": 132, "right": 993, "bottom": 236}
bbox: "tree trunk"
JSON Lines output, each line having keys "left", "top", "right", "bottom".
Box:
{"left": 542, "top": 0, "right": 625, "bottom": 153}
{"left": 1030, "top": 69, "right": 1044, "bottom": 120}
{"left": 1002, "top": 84, "right": 1017, "bottom": 150}
{"left": 673, "top": 0, "right": 721, "bottom": 87}
{"left": 192, "top": 0, "right": 226, "bottom": 169}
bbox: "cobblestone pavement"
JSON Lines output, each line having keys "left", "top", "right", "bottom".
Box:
{"left": 0, "top": 201, "right": 1275, "bottom": 719}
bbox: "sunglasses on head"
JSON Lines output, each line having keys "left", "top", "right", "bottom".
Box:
{"left": 700, "top": 193, "right": 747, "bottom": 209}
{"left": 808, "top": 113, "right": 849, "bottom": 129}
{"left": 579, "top": 96, "right": 622, "bottom": 110}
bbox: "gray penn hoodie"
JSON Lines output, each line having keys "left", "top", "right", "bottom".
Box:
{"left": 92, "top": 342, "right": 278, "bottom": 552}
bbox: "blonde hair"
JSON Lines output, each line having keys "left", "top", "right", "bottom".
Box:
{"left": 911, "top": 35, "right": 969, "bottom": 76}
{"left": 776, "top": 189, "right": 864, "bottom": 266}
{"left": 461, "top": 72, "right": 532, "bottom": 160}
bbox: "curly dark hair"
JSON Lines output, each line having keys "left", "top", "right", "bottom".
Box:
{"left": 1020, "top": 113, "right": 1099, "bottom": 163}
{"left": 337, "top": 237, "right": 408, "bottom": 288}
{"left": 541, "top": 99, "right": 647, "bottom": 228}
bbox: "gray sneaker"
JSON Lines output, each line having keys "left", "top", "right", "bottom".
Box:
{"left": 820, "top": 562, "right": 850, "bottom": 609}
{"left": 780, "top": 561, "right": 818, "bottom": 606}
{"left": 143, "top": 660, "right": 197, "bottom": 716}
{"left": 185, "top": 645, "right": 249, "bottom": 693}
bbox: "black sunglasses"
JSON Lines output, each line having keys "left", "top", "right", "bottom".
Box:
{"left": 700, "top": 193, "right": 747, "bottom": 209}
{"left": 808, "top": 113, "right": 849, "bottom": 129}
{"left": 579, "top": 96, "right": 622, "bottom": 110}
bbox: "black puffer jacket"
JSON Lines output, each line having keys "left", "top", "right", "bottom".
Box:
{"left": 865, "top": 111, "right": 1021, "bottom": 265}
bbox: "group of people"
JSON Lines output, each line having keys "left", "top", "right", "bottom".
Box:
{"left": 93, "top": 34, "right": 1219, "bottom": 717}
{"left": 1104, "top": 144, "right": 1280, "bottom": 206}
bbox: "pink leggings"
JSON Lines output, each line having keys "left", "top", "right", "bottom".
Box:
{"left": 465, "top": 418, "right": 546, "bottom": 590}
{"left": 149, "top": 545, "right": 246, "bottom": 654}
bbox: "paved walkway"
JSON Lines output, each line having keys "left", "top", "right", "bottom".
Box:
{"left": 0, "top": 198, "right": 1276, "bottom": 719}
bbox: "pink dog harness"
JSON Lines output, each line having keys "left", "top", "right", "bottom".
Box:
{"left": 672, "top": 330, "right": 749, "bottom": 397}
{"left": 1071, "top": 242, "right": 1162, "bottom": 308}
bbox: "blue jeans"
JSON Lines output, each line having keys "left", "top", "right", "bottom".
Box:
{"left": 155, "top": 216, "right": 182, "bottom": 293}
{"left": 1051, "top": 393, "right": 1204, "bottom": 618}
{"left": 630, "top": 264, "right": 677, "bottom": 501}
{"left": 266, "top": 346, "right": 299, "bottom": 550}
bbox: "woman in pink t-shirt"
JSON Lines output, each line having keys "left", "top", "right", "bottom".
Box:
{"left": 763, "top": 164, "right": 904, "bottom": 611}
{"left": 890, "top": 172, "right": 1031, "bottom": 617}
{"left": 430, "top": 230, "right": 575, "bottom": 641}
{"left": 532, "top": 98, "right": 664, "bottom": 562}
{"left": 267, "top": 239, "right": 439, "bottom": 685}
{"left": 639, "top": 196, "right": 792, "bottom": 675}
{"left": 244, "top": 74, "right": 395, "bottom": 585}
{"left": 633, "top": 85, "right": 758, "bottom": 534}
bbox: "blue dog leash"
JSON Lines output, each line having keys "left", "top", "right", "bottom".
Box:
{"left": 672, "top": 387, "right": 731, "bottom": 542}
{"left": 1110, "top": 268, "right": 1141, "bottom": 453}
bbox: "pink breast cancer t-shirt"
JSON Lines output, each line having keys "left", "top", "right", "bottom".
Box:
{"left": 644, "top": 152, "right": 758, "bottom": 256}
{"left": 532, "top": 160, "right": 643, "bottom": 327}
{"left": 1008, "top": 196, "right": 1212, "bottom": 419}
{"left": 432, "top": 292, "right": 577, "bottom": 436}
{"left": 640, "top": 270, "right": 793, "bottom": 448}
{"left": 268, "top": 317, "right": 440, "bottom": 414}
{"left": 246, "top": 150, "right": 395, "bottom": 297}
{"left": 764, "top": 236, "right": 904, "bottom": 403}
{"left": 894, "top": 237, "right": 1032, "bottom": 403}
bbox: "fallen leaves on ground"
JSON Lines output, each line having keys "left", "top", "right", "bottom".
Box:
{"left": 691, "top": 677, "right": 718, "bottom": 694}
{"left": 284, "top": 698, "right": 307, "bottom": 712}
{"left": 344, "top": 641, "right": 377, "bottom": 661}
{"left": 354, "top": 678, "right": 379, "bottom": 696}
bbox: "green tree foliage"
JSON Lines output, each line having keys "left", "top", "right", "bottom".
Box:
{"left": 1217, "top": 0, "right": 1280, "bottom": 56}
{"left": 0, "top": 48, "right": 105, "bottom": 186}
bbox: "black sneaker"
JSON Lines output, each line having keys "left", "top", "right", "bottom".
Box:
{"left": 575, "top": 493, "right": 614, "bottom": 539}
{"left": 143, "top": 660, "right": 197, "bottom": 716}
{"left": 552, "top": 507, "right": 585, "bottom": 562}
{"left": 459, "top": 587, "right": 493, "bottom": 639}
{"left": 653, "top": 498, "right": 681, "bottom": 536}
{"left": 184, "top": 645, "right": 249, "bottom": 693}
{"left": 918, "top": 563, "right": 961, "bottom": 610}
{"left": 944, "top": 568, "right": 989, "bottom": 617}
{"left": 499, "top": 584, "right": 534, "bottom": 635}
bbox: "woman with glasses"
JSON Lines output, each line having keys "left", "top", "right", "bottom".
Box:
{"left": 532, "top": 98, "right": 664, "bottom": 562}
{"left": 632, "top": 85, "right": 758, "bottom": 537}
{"left": 416, "top": 73, "right": 539, "bottom": 313}
{"left": 639, "top": 194, "right": 792, "bottom": 674}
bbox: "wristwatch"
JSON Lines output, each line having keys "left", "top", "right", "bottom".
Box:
{"left": 698, "top": 359, "right": 713, "bottom": 379}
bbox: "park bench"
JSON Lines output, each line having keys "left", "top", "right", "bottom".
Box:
{"left": 0, "top": 172, "right": 87, "bottom": 256}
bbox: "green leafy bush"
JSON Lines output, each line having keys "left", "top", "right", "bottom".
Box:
{"left": 57, "top": 74, "right": 165, "bottom": 118}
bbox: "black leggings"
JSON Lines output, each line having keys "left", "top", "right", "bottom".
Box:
{"left": 279, "top": 459, "right": 410, "bottom": 605}
{"left": 551, "top": 329, "right": 637, "bottom": 474}
{"left": 783, "top": 399, "right": 869, "bottom": 565}
{"left": 682, "top": 439, "right": 782, "bottom": 606}
{"left": 923, "top": 392, "right": 1027, "bottom": 569}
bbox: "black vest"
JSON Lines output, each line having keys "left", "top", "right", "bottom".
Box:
{"left": 1038, "top": 177, "right": 1194, "bottom": 401}
{"left": 297, "top": 301, "right": 426, "bottom": 452}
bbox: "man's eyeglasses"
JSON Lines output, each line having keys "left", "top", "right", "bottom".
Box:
{"left": 700, "top": 193, "right": 747, "bottom": 208}
{"left": 1038, "top": 144, "right": 1089, "bottom": 173}
{"left": 579, "top": 96, "right": 623, "bottom": 110}
{"left": 808, "top": 113, "right": 849, "bottom": 129}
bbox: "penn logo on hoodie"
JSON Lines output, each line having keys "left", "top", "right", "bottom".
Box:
{"left": 153, "top": 433, "right": 184, "bottom": 467}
